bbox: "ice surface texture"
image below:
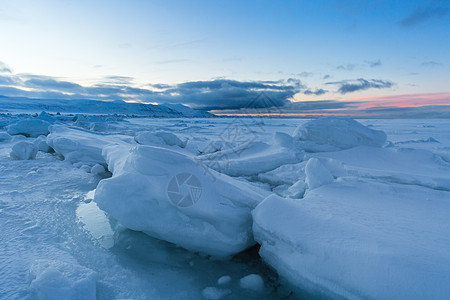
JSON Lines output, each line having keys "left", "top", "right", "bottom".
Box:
{"left": 253, "top": 167, "right": 450, "bottom": 298}
{"left": 29, "top": 259, "right": 97, "bottom": 300}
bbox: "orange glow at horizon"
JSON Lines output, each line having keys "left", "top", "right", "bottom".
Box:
{"left": 213, "top": 92, "right": 450, "bottom": 117}
{"left": 341, "top": 92, "right": 450, "bottom": 109}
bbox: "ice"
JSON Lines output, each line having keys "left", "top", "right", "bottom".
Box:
{"left": 10, "top": 141, "right": 38, "bottom": 160}
{"left": 7, "top": 118, "right": 51, "bottom": 137}
{"left": 239, "top": 274, "right": 264, "bottom": 291}
{"left": 2, "top": 113, "right": 450, "bottom": 299}
{"left": 304, "top": 158, "right": 334, "bottom": 190}
{"left": 258, "top": 162, "right": 307, "bottom": 186}
{"left": 135, "top": 130, "right": 187, "bottom": 148}
{"left": 293, "top": 117, "right": 387, "bottom": 152}
{"left": 37, "top": 111, "right": 57, "bottom": 123}
{"left": 311, "top": 146, "right": 450, "bottom": 190}
{"left": 201, "top": 287, "right": 232, "bottom": 299}
{"left": 29, "top": 259, "right": 97, "bottom": 300}
{"left": 253, "top": 180, "right": 450, "bottom": 299}
{"left": 197, "top": 135, "right": 303, "bottom": 177}
{"left": 33, "top": 135, "right": 53, "bottom": 153}
{"left": 47, "top": 124, "right": 134, "bottom": 165}
{"left": 287, "top": 179, "right": 306, "bottom": 198}
{"left": 94, "top": 144, "right": 269, "bottom": 256}
{"left": 90, "top": 163, "right": 107, "bottom": 175}
{"left": 0, "top": 132, "right": 12, "bottom": 142}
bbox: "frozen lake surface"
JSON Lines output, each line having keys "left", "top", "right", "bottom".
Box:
{"left": 1, "top": 114, "right": 449, "bottom": 299}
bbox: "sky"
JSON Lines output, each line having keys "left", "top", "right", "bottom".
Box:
{"left": 0, "top": 0, "right": 449, "bottom": 117}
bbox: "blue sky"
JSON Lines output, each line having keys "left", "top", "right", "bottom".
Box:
{"left": 0, "top": 0, "right": 449, "bottom": 116}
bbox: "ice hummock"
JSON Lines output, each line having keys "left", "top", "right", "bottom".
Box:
{"left": 7, "top": 119, "right": 51, "bottom": 137}
{"left": 47, "top": 125, "right": 135, "bottom": 166}
{"left": 293, "top": 117, "right": 387, "bottom": 152}
{"left": 253, "top": 179, "right": 450, "bottom": 299}
{"left": 94, "top": 144, "right": 269, "bottom": 256}
{"left": 10, "top": 141, "right": 38, "bottom": 160}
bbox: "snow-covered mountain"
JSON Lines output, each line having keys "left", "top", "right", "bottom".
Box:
{"left": 0, "top": 96, "right": 214, "bottom": 118}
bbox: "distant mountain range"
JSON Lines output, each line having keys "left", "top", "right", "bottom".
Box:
{"left": 0, "top": 95, "right": 214, "bottom": 118}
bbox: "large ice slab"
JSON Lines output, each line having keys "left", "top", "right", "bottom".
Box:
{"left": 293, "top": 117, "right": 387, "bottom": 152}
{"left": 7, "top": 119, "right": 51, "bottom": 137}
{"left": 197, "top": 132, "right": 303, "bottom": 177}
{"left": 252, "top": 180, "right": 450, "bottom": 299}
{"left": 94, "top": 144, "right": 268, "bottom": 256}
{"left": 311, "top": 146, "right": 450, "bottom": 190}
{"left": 47, "top": 125, "right": 134, "bottom": 165}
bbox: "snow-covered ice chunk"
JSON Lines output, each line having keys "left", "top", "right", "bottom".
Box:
{"left": 10, "top": 141, "right": 38, "bottom": 160}
{"left": 287, "top": 179, "right": 306, "bottom": 198}
{"left": 0, "top": 131, "right": 11, "bottom": 142}
{"left": 305, "top": 158, "right": 334, "bottom": 190}
{"left": 198, "top": 139, "right": 303, "bottom": 177}
{"left": 239, "top": 274, "right": 264, "bottom": 291}
{"left": 95, "top": 144, "right": 268, "bottom": 256}
{"left": 90, "top": 163, "right": 106, "bottom": 175}
{"left": 47, "top": 125, "right": 134, "bottom": 165}
{"left": 272, "top": 131, "right": 294, "bottom": 148}
{"left": 253, "top": 180, "right": 450, "bottom": 299}
{"left": 135, "top": 131, "right": 186, "bottom": 148}
{"left": 293, "top": 117, "right": 387, "bottom": 152}
{"left": 29, "top": 259, "right": 97, "bottom": 300}
{"left": 312, "top": 146, "right": 450, "bottom": 191}
{"left": 7, "top": 119, "right": 51, "bottom": 137}
{"left": 258, "top": 162, "right": 307, "bottom": 187}
{"left": 33, "top": 135, "right": 53, "bottom": 153}
{"left": 37, "top": 111, "right": 57, "bottom": 123}
{"left": 201, "top": 286, "right": 232, "bottom": 299}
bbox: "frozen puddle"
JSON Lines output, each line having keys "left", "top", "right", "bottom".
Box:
{"left": 76, "top": 195, "right": 115, "bottom": 249}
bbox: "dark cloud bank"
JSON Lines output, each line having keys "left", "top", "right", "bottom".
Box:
{"left": 0, "top": 69, "right": 445, "bottom": 118}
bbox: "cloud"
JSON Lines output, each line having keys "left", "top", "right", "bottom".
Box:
{"left": 366, "top": 59, "right": 382, "bottom": 68}
{"left": 166, "top": 79, "right": 302, "bottom": 110}
{"left": 337, "top": 60, "right": 382, "bottom": 71}
{"left": 102, "top": 75, "right": 135, "bottom": 84}
{"left": 0, "top": 72, "right": 302, "bottom": 111}
{"left": 297, "top": 72, "right": 313, "bottom": 77}
{"left": 303, "top": 88, "right": 327, "bottom": 96}
{"left": 211, "top": 99, "right": 359, "bottom": 116}
{"left": 283, "top": 100, "right": 355, "bottom": 111}
{"left": 0, "top": 61, "right": 11, "bottom": 73}
{"left": 24, "top": 77, "right": 84, "bottom": 92}
{"left": 399, "top": 0, "right": 450, "bottom": 27}
{"left": 0, "top": 75, "right": 18, "bottom": 85}
{"left": 336, "top": 64, "right": 356, "bottom": 71}
{"left": 155, "top": 59, "right": 191, "bottom": 64}
{"left": 326, "top": 78, "right": 394, "bottom": 94}
{"left": 420, "top": 61, "right": 443, "bottom": 67}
